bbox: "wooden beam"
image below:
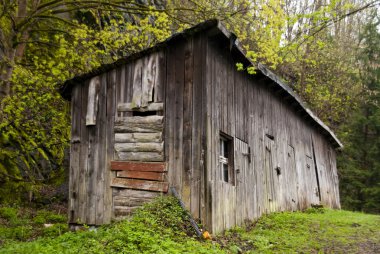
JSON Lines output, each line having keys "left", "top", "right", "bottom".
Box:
{"left": 115, "top": 116, "right": 163, "bottom": 124}
{"left": 111, "top": 178, "right": 169, "bottom": 192}
{"left": 114, "top": 116, "right": 163, "bottom": 133}
{"left": 113, "top": 206, "right": 137, "bottom": 217}
{"left": 114, "top": 142, "right": 163, "bottom": 153}
{"left": 115, "top": 133, "right": 162, "bottom": 143}
{"left": 114, "top": 124, "right": 163, "bottom": 133}
{"left": 116, "top": 152, "right": 164, "bottom": 162}
{"left": 113, "top": 192, "right": 159, "bottom": 207}
{"left": 111, "top": 161, "right": 166, "bottom": 172}
{"left": 116, "top": 171, "right": 165, "bottom": 181}
{"left": 118, "top": 102, "right": 164, "bottom": 112}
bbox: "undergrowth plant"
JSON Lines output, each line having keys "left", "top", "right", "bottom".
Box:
{"left": 0, "top": 206, "right": 68, "bottom": 244}
{"left": 1, "top": 197, "right": 379, "bottom": 253}
{"left": 0, "top": 196, "right": 220, "bottom": 254}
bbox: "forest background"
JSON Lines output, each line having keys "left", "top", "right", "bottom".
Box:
{"left": 0, "top": 0, "right": 379, "bottom": 214}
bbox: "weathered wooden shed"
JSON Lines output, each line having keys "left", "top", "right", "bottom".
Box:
{"left": 60, "top": 20, "right": 342, "bottom": 233}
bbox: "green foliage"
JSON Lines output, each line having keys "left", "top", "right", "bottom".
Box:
{"left": 0, "top": 207, "right": 18, "bottom": 223}
{"left": 167, "top": 0, "right": 286, "bottom": 68}
{"left": 40, "top": 223, "right": 68, "bottom": 238}
{"left": 282, "top": 36, "right": 360, "bottom": 127}
{"left": 1, "top": 198, "right": 380, "bottom": 253}
{"left": 338, "top": 11, "right": 380, "bottom": 214}
{"left": 305, "top": 206, "right": 326, "bottom": 214}
{"left": 0, "top": 196, "right": 220, "bottom": 254}
{"left": 33, "top": 210, "right": 67, "bottom": 225}
{"left": 0, "top": 206, "right": 68, "bottom": 244}
{"left": 0, "top": 2, "right": 172, "bottom": 203}
{"left": 277, "top": 1, "right": 363, "bottom": 128}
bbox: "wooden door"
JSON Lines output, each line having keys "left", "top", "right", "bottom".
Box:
{"left": 234, "top": 138, "right": 250, "bottom": 225}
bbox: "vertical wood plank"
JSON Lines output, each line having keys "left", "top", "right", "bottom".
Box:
{"left": 78, "top": 80, "right": 90, "bottom": 223}
{"left": 68, "top": 84, "right": 82, "bottom": 223}
{"left": 155, "top": 52, "right": 165, "bottom": 103}
{"left": 119, "top": 66, "right": 126, "bottom": 118}
{"left": 86, "top": 126, "right": 97, "bottom": 224}
{"left": 131, "top": 58, "right": 143, "bottom": 108}
{"left": 165, "top": 45, "right": 175, "bottom": 190}
{"left": 182, "top": 38, "right": 193, "bottom": 209}
{"left": 199, "top": 34, "right": 208, "bottom": 226}
{"left": 191, "top": 34, "right": 202, "bottom": 219}
{"left": 205, "top": 38, "right": 214, "bottom": 232}
{"left": 174, "top": 41, "right": 185, "bottom": 196}
{"left": 104, "top": 69, "right": 116, "bottom": 223}
{"left": 141, "top": 54, "right": 158, "bottom": 106}
{"left": 94, "top": 73, "right": 107, "bottom": 225}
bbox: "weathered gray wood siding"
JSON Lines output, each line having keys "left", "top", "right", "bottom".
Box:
{"left": 110, "top": 52, "right": 168, "bottom": 218}
{"left": 69, "top": 35, "right": 209, "bottom": 224}
{"left": 204, "top": 37, "right": 340, "bottom": 233}
{"left": 68, "top": 71, "right": 114, "bottom": 225}
{"left": 164, "top": 34, "right": 209, "bottom": 223}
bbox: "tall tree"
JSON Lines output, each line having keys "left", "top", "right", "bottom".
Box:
{"left": 338, "top": 11, "right": 380, "bottom": 213}
{"left": 277, "top": 0, "right": 376, "bottom": 128}
{"left": 0, "top": 0, "right": 171, "bottom": 100}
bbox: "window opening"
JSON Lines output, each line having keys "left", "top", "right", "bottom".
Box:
{"left": 219, "top": 133, "right": 234, "bottom": 184}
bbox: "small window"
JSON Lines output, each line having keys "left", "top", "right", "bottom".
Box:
{"left": 219, "top": 133, "right": 234, "bottom": 184}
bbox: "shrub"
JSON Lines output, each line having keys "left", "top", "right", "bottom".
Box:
{"left": 33, "top": 210, "right": 66, "bottom": 225}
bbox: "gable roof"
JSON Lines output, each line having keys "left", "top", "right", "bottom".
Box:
{"left": 59, "top": 19, "right": 343, "bottom": 149}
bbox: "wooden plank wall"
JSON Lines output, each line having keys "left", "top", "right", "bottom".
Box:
{"left": 164, "top": 34, "right": 208, "bottom": 222}
{"left": 111, "top": 52, "right": 168, "bottom": 219}
{"left": 68, "top": 71, "right": 113, "bottom": 226}
{"left": 205, "top": 37, "right": 340, "bottom": 233}
{"left": 69, "top": 37, "right": 209, "bottom": 225}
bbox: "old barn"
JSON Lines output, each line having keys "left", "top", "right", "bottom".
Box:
{"left": 60, "top": 20, "right": 342, "bottom": 233}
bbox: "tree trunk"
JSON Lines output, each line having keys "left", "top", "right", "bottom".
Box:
{"left": 0, "top": 50, "right": 15, "bottom": 101}
{"left": 0, "top": 0, "right": 31, "bottom": 103}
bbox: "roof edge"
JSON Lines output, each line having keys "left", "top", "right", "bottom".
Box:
{"left": 59, "top": 19, "right": 219, "bottom": 100}
{"left": 59, "top": 19, "right": 343, "bottom": 149}
{"left": 256, "top": 63, "right": 343, "bottom": 149}
{"left": 215, "top": 21, "right": 342, "bottom": 149}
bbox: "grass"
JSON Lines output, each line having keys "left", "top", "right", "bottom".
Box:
{"left": 0, "top": 205, "right": 68, "bottom": 246}
{"left": 0, "top": 197, "right": 220, "bottom": 254}
{"left": 218, "top": 207, "right": 380, "bottom": 253}
{"left": 0, "top": 198, "right": 379, "bottom": 253}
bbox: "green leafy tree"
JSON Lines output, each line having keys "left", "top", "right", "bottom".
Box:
{"left": 338, "top": 11, "right": 380, "bottom": 213}
{"left": 0, "top": 0, "right": 172, "bottom": 203}
{"left": 167, "top": 0, "right": 286, "bottom": 69}
{"left": 277, "top": 0, "right": 371, "bottom": 128}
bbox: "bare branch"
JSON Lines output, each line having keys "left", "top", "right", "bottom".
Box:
{"left": 13, "top": 40, "right": 59, "bottom": 48}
